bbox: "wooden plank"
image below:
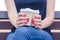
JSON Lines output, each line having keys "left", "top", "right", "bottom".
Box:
{"left": 0, "top": 29, "right": 60, "bottom": 33}
{"left": 51, "top": 29, "right": 60, "bottom": 33}
{"left": 54, "top": 19, "right": 60, "bottom": 21}
{"left": 0, "top": 19, "right": 60, "bottom": 21}
{"left": 0, "top": 21, "right": 13, "bottom": 29}
{"left": 0, "top": 11, "right": 60, "bottom": 19}
{"left": 0, "top": 11, "right": 8, "bottom": 19}
{"left": 0, "top": 29, "right": 11, "bottom": 33}
{"left": 0, "top": 33, "right": 9, "bottom": 40}
{"left": 50, "top": 21, "right": 60, "bottom": 30}
{"left": 0, "top": 20, "right": 60, "bottom": 29}
{"left": 0, "top": 19, "right": 9, "bottom": 21}
{"left": 53, "top": 33, "right": 60, "bottom": 40}
{"left": 55, "top": 11, "right": 60, "bottom": 19}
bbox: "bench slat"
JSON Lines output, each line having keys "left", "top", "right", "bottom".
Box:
{"left": 0, "top": 21, "right": 60, "bottom": 29}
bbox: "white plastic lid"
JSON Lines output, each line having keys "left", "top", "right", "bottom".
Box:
{"left": 20, "top": 8, "right": 33, "bottom": 12}
{"left": 20, "top": 8, "right": 40, "bottom": 14}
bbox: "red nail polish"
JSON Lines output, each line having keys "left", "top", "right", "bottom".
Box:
{"left": 32, "top": 19, "right": 34, "bottom": 24}
{"left": 26, "top": 18, "right": 29, "bottom": 22}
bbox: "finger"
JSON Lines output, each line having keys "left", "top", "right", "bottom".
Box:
{"left": 34, "top": 22, "right": 42, "bottom": 24}
{"left": 34, "top": 24, "right": 42, "bottom": 28}
{"left": 17, "top": 17, "right": 29, "bottom": 22}
{"left": 36, "top": 25, "right": 43, "bottom": 29}
{"left": 34, "top": 22, "right": 42, "bottom": 27}
{"left": 35, "top": 25, "right": 40, "bottom": 28}
{"left": 33, "top": 19, "right": 42, "bottom": 22}
{"left": 33, "top": 22, "right": 42, "bottom": 28}
{"left": 32, "top": 18, "right": 42, "bottom": 24}
{"left": 17, "top": 23, "right": 26, "bottom": 27}
{"left": 16, "top": 20, "right": 27, "bottom": 25}
{"left": 33, "top": 15, "right": 41, "bottom": 19}
{"left": 18, "top": 13, "right": 27, "bottom": 17}
{"left": 18, "top": 17, "right": 27, "bottom": 21}
{"left": 18, "top": 13, "right": 23, "bottom": 17}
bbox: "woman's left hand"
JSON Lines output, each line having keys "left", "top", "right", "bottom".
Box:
{"left": 32, "top": 15, "right": 43, "bottom": 29}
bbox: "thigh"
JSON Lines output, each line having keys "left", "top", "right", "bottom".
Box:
{"left": 6, "top": 33, "right": 15, "bottom": 40}
{"left": 7, "top": 27, "right": 53, "bottom": 40}
{"left": 27, "top": 27, "right": 53, "bottom": 40}
{"left": 38, "top": 29, "right": 53, "bottom": 40}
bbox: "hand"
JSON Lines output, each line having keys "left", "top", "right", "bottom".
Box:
{"left": 16, "top": 12, "right": 29, "bottom": 27}
{"left": 32, "top": 15, "right": 43, "bottom": 29}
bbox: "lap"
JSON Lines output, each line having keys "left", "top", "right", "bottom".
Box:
{"left": 7, "top": 26, "right": 53, "bottom": 40}
{"left": 24, "top": 27, "right": 53, "bottom": 40}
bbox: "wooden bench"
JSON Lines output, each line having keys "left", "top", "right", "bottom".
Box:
{"left": 0, "top": 11, "right": 60, "bottom": 40}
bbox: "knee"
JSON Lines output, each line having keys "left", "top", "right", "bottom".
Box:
{"left": 15, "top": 27, "right": 29, "bottom": 34}
{"left": 39, "top": 30, "right": 53, "bottom": 40}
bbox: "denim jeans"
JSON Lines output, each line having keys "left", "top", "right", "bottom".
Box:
{"left": 6, "top": 26, "right": 53, "bottom": 40}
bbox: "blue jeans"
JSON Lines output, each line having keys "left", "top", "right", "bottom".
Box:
{"left": 6, "top": 27, "right": 53, "bottom": 40}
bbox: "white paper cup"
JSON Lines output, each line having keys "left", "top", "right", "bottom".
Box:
{"left": 20, "top": 8, "right": 40, "bottom": 26}
{"left": 20, "top": 8, "right": 33, "bottom": 25}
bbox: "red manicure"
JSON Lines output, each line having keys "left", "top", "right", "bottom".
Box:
{"left": 26, "top": 18, "right": 29, "bottom": 22}
{"left": 32, "top": 19, "right": 34, "bottom": 24}
{"left": 34, "top": 16, "right": 40, "bottom": 19}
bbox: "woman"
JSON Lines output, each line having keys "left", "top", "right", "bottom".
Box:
{"left": 5, "top": 0, "right": 55, "bottom": 40}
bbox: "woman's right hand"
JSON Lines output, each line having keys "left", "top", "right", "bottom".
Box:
{"left": 16, "top": 12, "right": 29, "bottom": 27}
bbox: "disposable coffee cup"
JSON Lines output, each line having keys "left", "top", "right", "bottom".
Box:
{"left": 31, "top": 10, "right": 40, "bottom": 26}
{"left": 32, "top": 10, "right": 40, "bottom": 16}
{"left": 20, "top": 8, "right": 40, "bottom": 26}
{"left": 20, "top": 8, "right": 33, "bottom": 25}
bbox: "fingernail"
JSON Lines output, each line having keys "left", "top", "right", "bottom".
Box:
{"left": 32, "top": 19, "right": 34, "bottom": 24}
{"left": 26, "top": 18, "right": 29, "bottom": 22}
